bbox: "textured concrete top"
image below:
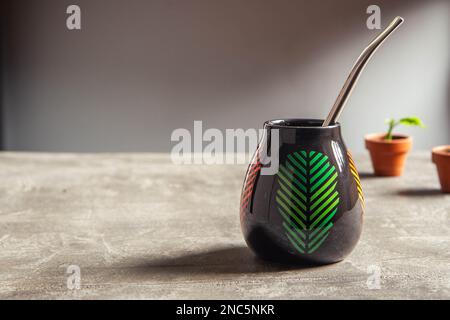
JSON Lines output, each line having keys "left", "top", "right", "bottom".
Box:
{"left": 0, "top": 152, "right": 448, "bottom": 299}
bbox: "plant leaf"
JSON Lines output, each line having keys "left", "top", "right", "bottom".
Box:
{"left": 276, "top": 151, "right": 339, "bottom": 254}
{"left": 399, "top": 116, "right": 425, "bottom": 128}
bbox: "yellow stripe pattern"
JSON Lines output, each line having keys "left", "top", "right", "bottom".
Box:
{"left": 347, "top": 151, "right": 365, "bottom": 208}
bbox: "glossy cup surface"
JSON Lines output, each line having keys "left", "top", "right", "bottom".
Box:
{"left": 240, "top": 119, "right": 364, "bottom": 265}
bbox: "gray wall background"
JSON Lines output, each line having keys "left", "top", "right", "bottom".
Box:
{"left": 2, "top": 0, "right": 450, "bottom": 152}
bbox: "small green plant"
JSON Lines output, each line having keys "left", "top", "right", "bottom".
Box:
{"left": 385, "top": 116, "right": 425, "bottom": 140}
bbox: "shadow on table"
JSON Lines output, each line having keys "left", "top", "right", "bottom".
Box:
{"left": 396, "top": 188, "right": 444, "bottom": 197}
{"left": 124, "top": 246, "right": 327, "bottom": 277}
{"left": 358, "top": 171, "right": 377, "bottom": 179}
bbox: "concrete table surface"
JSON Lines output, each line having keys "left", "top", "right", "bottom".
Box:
{"left": 0, "top": 152, "right": 449, "bottom": 299}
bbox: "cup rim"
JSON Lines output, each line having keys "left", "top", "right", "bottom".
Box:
{"left": 265, "top": 118, "right": 340, "bottom": 129}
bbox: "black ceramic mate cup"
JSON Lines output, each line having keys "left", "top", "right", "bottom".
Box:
{"left": 240, "top": 119, "right": 364, "bottom": 265}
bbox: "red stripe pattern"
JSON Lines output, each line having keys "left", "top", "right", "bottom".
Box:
{"left": 240, "top": 157, "right": 262, "bottom": 214}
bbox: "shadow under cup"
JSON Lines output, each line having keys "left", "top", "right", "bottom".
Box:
{"left": 240, "top": 119, "right": 364, "bottom": 265}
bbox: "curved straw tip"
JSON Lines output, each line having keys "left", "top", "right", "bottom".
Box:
{"left": 387, "top": 16, "right": 404, "bottom": 30}
{"left": 395, "top": 16, "right": 405, "bottom": 24}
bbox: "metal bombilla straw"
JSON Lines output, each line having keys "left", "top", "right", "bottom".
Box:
{"left": 322, "top": 16, "right": 404, "bottom": 127}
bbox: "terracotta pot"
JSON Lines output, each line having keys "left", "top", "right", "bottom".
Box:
{"left": 365, "top": 133, "right": 412, "bottom": 177}
{"left": 432, "top": 145, "right": 450, "bottom": 193}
